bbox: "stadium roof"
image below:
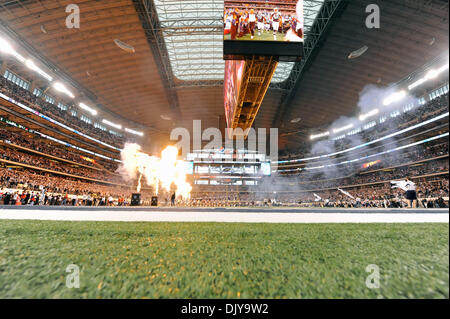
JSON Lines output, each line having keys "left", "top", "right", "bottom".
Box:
{"left": 152, "top": 0, "right": 324, "bottom": 83}
{"left": 0, "top": 0, "right": 448, "bottom": 151}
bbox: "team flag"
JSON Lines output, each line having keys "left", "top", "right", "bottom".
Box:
{"left": 338, "top": 188, "right": 355, "bottom": 199}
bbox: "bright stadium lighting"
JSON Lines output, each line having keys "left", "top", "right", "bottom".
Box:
{"left": 425, "top": 69, "right": 439, "bottom": 80}
{"left": 332, "top": 124, "right": 353, "bottom": 134}
{"left": 408, "top": 63, "right": 449, "bottom": 91}
{"left": 0, "top": 38, "right": 25, "bottom": 63}
{"left": 300, "top": 132, "right": 449, "bottom": 171}
{"left": 408, "top": 77, "right": 427, "bottom": 90}
{"left": 53, "top": 82, "right": 75, "bottom": 98}
{"left": 79, "top": 102, "right": 97, "bottom": 116}
{"left": 0, "top": 38, "right": 15, "bottom": 55}
{"left": 14, "top": 52, "right": 26, "bottom": 63}
{"left": 125, "top": 128, "right": 144, "bottom": 136}
{"left": 25, "top": 59, "right": 53, "bottom": 82}
{"left": 0, "top": 91, "right": 120, "bottom": 151}
{"left": 25, "top": 59, "right": 35, "bottom": 69}
{"left": 359, "top": 108, "right": 379, "bottom": 121}
{"left": 102, "top": 119, "right": 122, "bottom": 130}
{"left": 310, "top": 131, "right": 330, "bottom": 140}
{"left": 437, "top": 63, "right": 449, "bottom": 73}
{"left": 383, "top": 90, "right": 406, "bottom": 106}
{"left": 276, "top": 112, "right": 448, "bottom": 164}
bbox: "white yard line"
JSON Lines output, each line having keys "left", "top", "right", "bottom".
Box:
{"left": 0, "top": 209, "right": 448, "bottom": 223}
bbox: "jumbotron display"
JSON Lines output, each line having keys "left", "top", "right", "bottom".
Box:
{"left": 224, "top": 0, "right": 304, "bottom": 59}
{"left": 186, "top": 149, "right": 271, "bottom": 186}
{"left": 224, "top": 60, "right": 245, "bottom": 130}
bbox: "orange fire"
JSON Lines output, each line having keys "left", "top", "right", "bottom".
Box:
{"left": 119, "top": 144, "right": 192, "bottom": 199}
{"left": 362, "top": 160, "right": 381, "bottom": 169}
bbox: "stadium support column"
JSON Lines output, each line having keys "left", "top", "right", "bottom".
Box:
{"left": 132, "top": 0, "right": 182, "bottom": 124}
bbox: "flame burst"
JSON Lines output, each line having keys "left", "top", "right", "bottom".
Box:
{"left": 119, "top": 143, "right": 192, "bottom": 200}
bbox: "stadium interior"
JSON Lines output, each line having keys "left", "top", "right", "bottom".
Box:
{"left": 0, "top": 0, "right": 448, "bottom": 300}
{"left": 0, "top": 0, "right": 448, "bottom": 208}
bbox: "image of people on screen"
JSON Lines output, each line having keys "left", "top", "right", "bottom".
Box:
{"left": 224, "top": 0, "right": 304, "bottom": 42}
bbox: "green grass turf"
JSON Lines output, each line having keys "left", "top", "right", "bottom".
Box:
{"left": 0, "top": 221, "right": 448, "bottom": 299}
{"left": 224, "top": 31, "right": 287, "bottom": 42}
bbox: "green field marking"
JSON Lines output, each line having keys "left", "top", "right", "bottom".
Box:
{"left": 0, "top": 221, "right": 448, "bottom": 299}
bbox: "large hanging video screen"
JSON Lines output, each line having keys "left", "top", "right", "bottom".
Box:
{"left": 224, "top": 0, "right": 304, "bottom": 60}
{"left": 224, "top": 60, "right": 245, "bottom": 129}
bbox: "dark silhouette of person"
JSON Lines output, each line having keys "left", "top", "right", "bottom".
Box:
{"left": 171, "top": 193, "right": 176, "bottom": 206}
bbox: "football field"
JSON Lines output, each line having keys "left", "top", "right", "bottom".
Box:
{"left": 224, "top": 31, "right": 287, "bottom": 42}
{"left": 0, "top": 220, "right": 448, "bottom": 299}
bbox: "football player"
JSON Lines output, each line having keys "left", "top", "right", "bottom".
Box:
{"left": 248, "top": 9, "right": 257, "bottom": 39}
{"left": 271, "top": 8, "right": 282, "bottom": 40}
{"left": 256, "top": 10, "right": 265, "bottom": 36}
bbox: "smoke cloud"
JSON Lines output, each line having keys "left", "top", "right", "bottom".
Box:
{"left": 117, "top": 143, "right": 192, "bottom": 199}
{"left": 272, "top": 83, "right": 420, "bottom": 197}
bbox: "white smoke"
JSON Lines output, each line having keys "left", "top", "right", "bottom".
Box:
{"left": 117, "top": 143, "right": 192, "bottom": 199}
{"left": 281, "top": 83, "right": 421, "bottom": 189}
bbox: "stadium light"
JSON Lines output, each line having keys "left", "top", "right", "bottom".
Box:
{"left": 1, "top": 91, "right": 121, "bottom": 151}
{"left": 276, "top": 112, "right": 448, "bottom": 164}
{"left": 425, "top": 69, "right": 439, "bottom": 80}
{"left": 332, "top": 124, "right": 353, "bottom": 134}
{"left": 408, "top": 63, "right": 449, "bottom": 90}
{"left": 359, "top": 108, "right": 379, "bottom": 121}
{"left": 125, "top": 128, "right": 144, "bottom": 136}
{"left": 79, "top": 102, "right": 97, "bottom": 116}
{"left": 53, "top": 82, "right": 75, "bottom": 99}
{"left": 25, "top": 59, "right": 53, "bottom": 82}
{"left": 102, "top": 119, "right": 122, "bottom": 130}
{"left": 310, "top": 131, "right": 330, "bottom": 140}
{"left": 408, "top": 78, "right": 427, "bottom": 90}
{"left": 0, "top": 37, "right": 25, "bottom": 63}
{"left": 299, "top": 132, "right": 449, "bottom": 171}
{"left": 383, "top": 90, "right": 406, "bottom": 106}
{"left": 437, "top": 63, "right": 449, "bottom": 73}
{"left": 0, "top": 38, "right": 15, "bottom": 55}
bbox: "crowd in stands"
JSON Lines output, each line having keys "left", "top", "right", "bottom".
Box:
{"left": 297, "top": 176, "right": 449, "bottom": 209}
{"left": 1, "top": 72, "right": 448, "bottom": 208}
{"left": 0, "top": 144, "right": 124, "bottom": 182}
{"left": 189, "top": 175, "right": 449, "bottom": 208}
{"left": 358, "top": 141, "right": 448, "bottom": 172}
{"left": 279, "top": 93, "right": 449, "bottom": 160}
{"left": 0, "top": 167, "right": 155, "bottom": 206}
{"left": 1, "top": 130, "right": 448, "bottom": 208}
{"left": 332, "top": 94, "right": 448, "bottom": 151}
{"left": 189, "top": 140, "right": 449, "bottom": 208}
{"left": 1, "top": 158, "right": 448, "bottom": 208}
{"left": 0, "top": 124, "right": 118, "bottom": 172}
{"left": 279, "top": 141, "right": 449, "bottom": 184}
{"left": 0, "top": 75, "right": 126, "bottom": 149}
{"left": 282, "top": 157, "right": 448, "bottom": 191}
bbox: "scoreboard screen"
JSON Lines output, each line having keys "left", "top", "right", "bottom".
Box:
{"left": 187, "top": 150, "right": 269, "bottom": 187}
{"left": 184, "top": 161, "right": 194, "bottom": 175}
{"left": 260, "top": 162, "right": 272, "bottom": 176}
{"left": 223, "top": 0, "right": 304, "bottom": 60}
{"left": 224, "top": 60, "right": 245, "bottom": 130}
